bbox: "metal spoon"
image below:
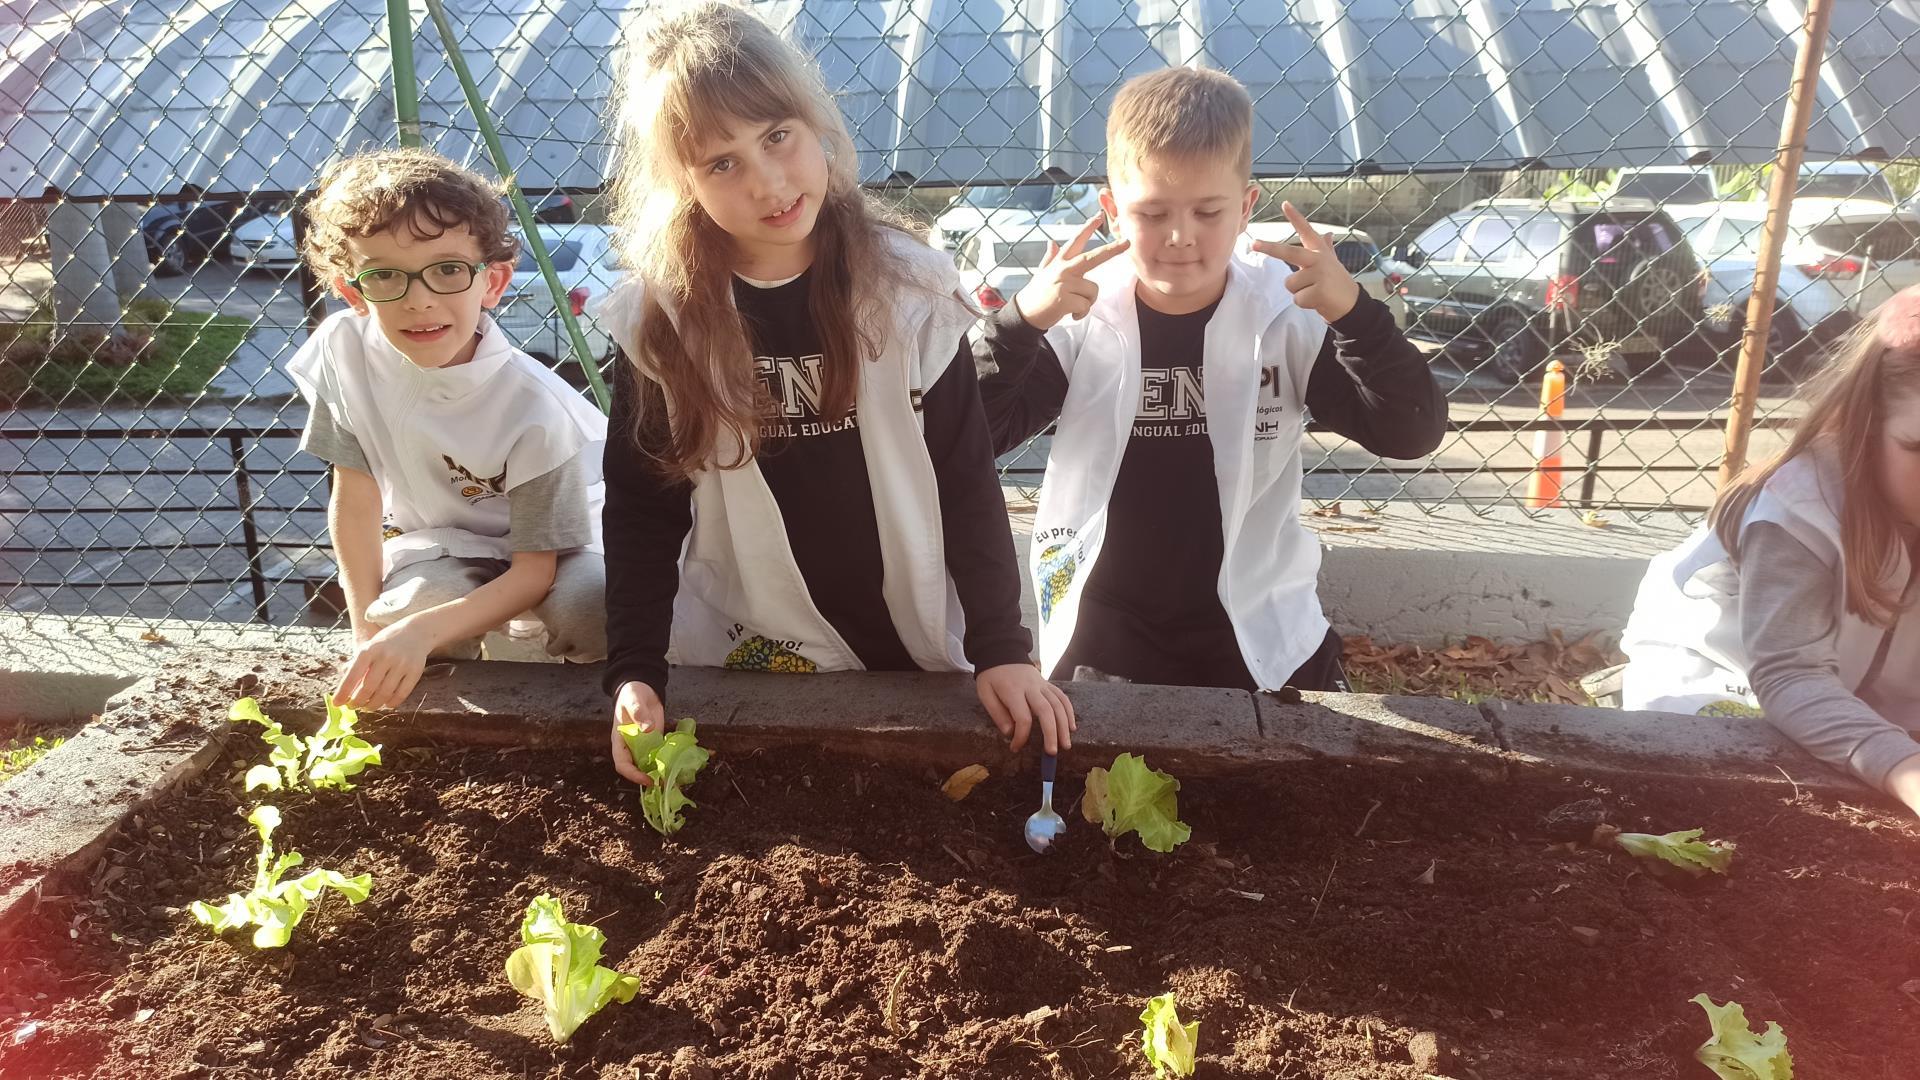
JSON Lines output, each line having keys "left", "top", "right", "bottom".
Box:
{"left": 1024, "top": 752, "right": 1065, "bottom": 853}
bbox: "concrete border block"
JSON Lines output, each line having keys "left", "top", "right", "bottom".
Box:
{"left": 1256, "top": 692, "right": 1515, "bottom": 775}
{"left": 1480, "top": 699, "right": 1859, "bottom": 789}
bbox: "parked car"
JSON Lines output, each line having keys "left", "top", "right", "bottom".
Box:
{"left": 1398, "top": 198, "right": 1705, "bottom": 379}
{"left": 933, "top": 183, "right": 1102, "bottom": 253}
{"left": 1790, "top": 160, "right": 1898, "bottom": 205}
{"left": 1672, "top": 199, "right": 1920, "bottom": 374}
{"left": 1243, "top": 219, "right": 1404, "bottom": 325}
{"left": 1606, "top": 165, "right": 1721, "bottom": 211}
{"left": 954, "top": 221, "right": 1102, "bottom": 312}
{"left": 142, "top": 195, "right": 272, "bottom": 275}
{"left": 234, "top": 193, "right": 579, "bottom": 276}
{"left": 496, "top": 223, "right": 623, "bottom": 383}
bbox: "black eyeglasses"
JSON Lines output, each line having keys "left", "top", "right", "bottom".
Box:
{"left": 347, "top": 260, "right": 488, "bottom": 303}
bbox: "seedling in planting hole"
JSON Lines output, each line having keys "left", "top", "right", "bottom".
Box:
{"left": 189, "top": 805, "right": 373, "bottom": 949}
{"left": 1594, "top": 824, "right": 1734, "bottom": 877}
{"left": 618, "top": 718, "right": 711, "bottom": 836}
{"left": 1690, "top": 994, "right": 1793, "bottom": 1080}
{"left": 1081, "top": 753, "right": 1191, "bottom": 852}
{"left": 230, "top": 695, "right": 382, "bottom": 793}
{"left": 504, "top": 894, "right": 640, "bottom": 1043}
{"left": 1139, "top": 992, "right": 1198, "bottom": 1077}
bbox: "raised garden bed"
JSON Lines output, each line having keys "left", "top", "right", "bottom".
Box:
{"left": 1, "top": 653, "right": 1914, "bottom": 1079}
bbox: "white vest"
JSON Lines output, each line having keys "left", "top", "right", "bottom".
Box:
{"left": 1622, "top": 450, "right": 1920, "bottom": 715}
{"left": 599, "top": 231, "right": 977, "bottom": 674}
{"left": 1031, "top": 250, "right": 1329, "bottom": 689}
{"left": 287, "top": 309, "right": 608, "bottom": 578}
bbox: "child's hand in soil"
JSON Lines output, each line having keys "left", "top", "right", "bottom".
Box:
{"left": 1250, "top": 201, "right": 1360, "bottom": 323}
{"left": 334, "top": 618, "right": 435, "bottom": 710}
{"left": 976, "top": 663, "right": 1076, "bottom": 754}
{"left": 610, "top": 680, "right": 662, "bottom": 786}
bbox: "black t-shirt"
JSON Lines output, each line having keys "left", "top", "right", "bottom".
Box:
{"left": 1071, "top": 297, "right": 1254, "bottom": 687}
{"left": 736, "top": 272, "right": 918, "bottom": 672}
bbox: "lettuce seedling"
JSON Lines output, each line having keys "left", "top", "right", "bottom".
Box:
{"left": 1690, "top": 994, "right": 1793, "bottom": 1080}
{"left": 231, "top": 695, "right": 382, "bottom": 793}
{"left": 189, "top": 804, "right": 373, "bottom": 948}
{"left": 1083, "top": 753, "right": 1191, "bottom": 852}
{"left": 618, "top": 718, "right": 711, "bottom": 836}
{"left": 504, "top": 894, "right": 641, "bottom": 1043}
{"left": 1603, "top": 826, "right": 1735, "bottom": 877}
{"left": 1139, "top": 992, "right": 1198, "bottom": 1077}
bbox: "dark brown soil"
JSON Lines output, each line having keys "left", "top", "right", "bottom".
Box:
{"left": 2, "top": 739, "right": 1916, "bottom": 1079}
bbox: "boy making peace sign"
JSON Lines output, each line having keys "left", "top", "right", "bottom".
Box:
{"left": 978, "top": 67, "right": 1446, "bottom": 693}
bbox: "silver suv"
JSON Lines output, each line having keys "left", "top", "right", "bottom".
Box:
{"left": 1398, "top": 199, "right": 1706, "bottom": 380}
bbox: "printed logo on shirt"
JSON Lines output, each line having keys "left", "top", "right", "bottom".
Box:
{"left": 442, "top": 455, "right": 507, "bottom": 503}
{"left": 753, "top": 353, "right": 858, "bottom": 439}
{"left": 1254, "top": 362, "right": 1291, "bottom": 443}
{"left": 1133, "top": 366, "right": 1208, "bottom": 439}
{"left": 722, "top": 625, "right": 817, "bottom": 673}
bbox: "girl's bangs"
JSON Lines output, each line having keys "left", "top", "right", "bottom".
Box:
{"left": 670, "top": 57, "right": 812, "bottom": 163}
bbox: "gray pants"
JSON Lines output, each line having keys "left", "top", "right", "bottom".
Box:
{"left": 364, "top": 551, "right": 607, "bottom": 662}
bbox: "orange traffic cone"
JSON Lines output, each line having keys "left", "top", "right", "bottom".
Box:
{"left": 1526, "top": 360, "right": 1568, "bottom": 508}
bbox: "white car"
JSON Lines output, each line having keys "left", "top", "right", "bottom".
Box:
{"left": 1791, "top": 160, "right": 1898, "bottom": 205}
{"left": 954, "top": 221, "right": 1102, "bottom": 313}
{"left": 1672, "top": 200, "right": 1920, "bottom": 372}
{"left": 232, "top": 207, "right": 299, "bottom": 272}
{"left": 494, "top": 223, "right": 623, "bottom": 377}
{"left": 1243, "top": 219, "right": 1404, "bottom": 325}
{"left": 933, "top": 184, "right": 1102, "bottom": 254}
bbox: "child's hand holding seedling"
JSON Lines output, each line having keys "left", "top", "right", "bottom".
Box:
{"left": 610, "top": 680, "right": 666, "bottom": 786}
{"left": 1249, "top": 201, "right": 1360, "bottom": 323}
{"left": 1010, "top": 214, "right": 1132, "bottom": 330}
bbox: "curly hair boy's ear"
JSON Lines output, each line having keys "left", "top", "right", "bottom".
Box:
{"left": 333, "top": 275, "right": 369, "bottom": 315}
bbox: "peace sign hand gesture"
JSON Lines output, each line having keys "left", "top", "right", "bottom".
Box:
{"left": 1010, "top": 214, "right": 1133, "bottom": 331}
{"left": 1249, "top": 201, "right": 1360, "bottom": 324}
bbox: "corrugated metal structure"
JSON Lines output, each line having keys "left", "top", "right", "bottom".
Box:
{"left": 3, "top": 0, "right": 1918, "bottom": 198}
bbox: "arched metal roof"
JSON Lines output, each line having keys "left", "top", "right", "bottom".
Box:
{"left": 2, "top": 0, "right": 1917, "bottom": 198}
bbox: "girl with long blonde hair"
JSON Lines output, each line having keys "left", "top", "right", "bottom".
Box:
{"left": 595, "top": 1, "right": 1074, "bottom": 782}
{"left": 1623, "top": 285, "right": 1920, "bottom": 817}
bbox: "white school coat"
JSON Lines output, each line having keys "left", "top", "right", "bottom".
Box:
{"left": 1030, "top": 250, "right": 1329, "bottom": 690}
{"left": 1622, "top": 449, "right": 1920, "bottom": 715}
{"left": 287, "top": 309, "right": 607, "bottom": 578}
{"left": 599, "top": 231, "right": 978, "bottom": 674}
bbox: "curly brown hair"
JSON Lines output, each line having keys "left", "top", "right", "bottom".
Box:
{"left": 301, "top": 148, "right": 519, "bottom": 286}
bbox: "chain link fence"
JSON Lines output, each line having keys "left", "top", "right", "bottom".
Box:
{"left": 3, "top": 0, "right": 1919, "bottom": 630}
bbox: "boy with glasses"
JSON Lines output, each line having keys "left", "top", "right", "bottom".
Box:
{"left": 289, "top": 148, "right": 608, "bottom": 709}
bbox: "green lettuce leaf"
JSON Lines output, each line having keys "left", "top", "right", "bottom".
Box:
{"left": 1139, "top": 992, "right": 1198, "bottom": 1077}
{"left": 1690, "top": 994, "right": 1793, "bottom": 1080}
{"left": 504, "top": 894, "right": 641, "bottom": 1043}
{"left": 619, "top": 719, "right": 711, "bottom": 836}
{"left": 1084, "top": 753, "right": 1191, "bottom": 852}
{"left": 1616, "top": 829, "right": 1735, "bottom": 876}
{"left": 229, "top": 695, "right": 382, "bottom": 792}
{"left": 189, "top": 804, "right": 372, "bottom": 949}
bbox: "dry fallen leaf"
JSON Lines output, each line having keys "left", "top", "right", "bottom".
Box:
{"left": 138, "top": 629, "right": 167, "bottom": 644}
{"left": 1412, "top": 861, "right": 1437, "bottom": 887}
{"left": 1309, "top": 502, "right": 1343, "bottom": 517}
{"left": 1081, "top": 767, "right": 1109, "bottom": 825}
{"left": 940, "top": 764, "right": 989, "bottom": 801}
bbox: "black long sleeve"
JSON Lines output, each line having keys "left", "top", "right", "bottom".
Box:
{"left": 924, "top": 339, "right": 1035, "bottom": 671}
{"left": 976, "top": 301, "right": 1070, "bottom": 456}
{"left": 601, "top": 352, "right": 692, "bottom": 702}
{"left": 1302, "top": 291, "right": 1447, "bottom": 459}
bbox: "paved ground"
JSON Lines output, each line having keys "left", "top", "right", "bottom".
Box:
{"left": 3, "top": 254, "right": 1802, "bottom": 627}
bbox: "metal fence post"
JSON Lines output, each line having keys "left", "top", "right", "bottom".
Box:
{"left": 228, "top": 433, "right": 271, "bottom": 623}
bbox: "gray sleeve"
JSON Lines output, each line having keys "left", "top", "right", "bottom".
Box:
{"left": 507, "top": 454, "right": 596, "bottom": 553}
{"left": 299, "top": 398, "right": 371, "bottom": 475}
{"left": 1741, "top": 522, "right": 1920, "bottom": 791}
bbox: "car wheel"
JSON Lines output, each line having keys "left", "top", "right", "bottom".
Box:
{"left": 1487, "top": 312, "right": 1547, "bottom": 382}
{"left": 150, "top": 233, "right": 189, "bottom": 277}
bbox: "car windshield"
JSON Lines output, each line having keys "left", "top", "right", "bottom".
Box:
{"left": 1797, "top": 172, "right": 1897, "bottom": 202}
{"left": 1614, "top": 173, "right": 1716, "bottom": 204}
{"left": 956, "top": 185, "right": 1061, "bottom": 213}
{"left": 516, "top": 239, "right": 581, "bottom": 272}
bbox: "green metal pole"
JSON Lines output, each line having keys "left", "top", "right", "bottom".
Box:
{"left": 422, "top": 0, "right": 611, "bottom": 412}
{"left": 387, "top": 0, "right": 425, "bottom": 148}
